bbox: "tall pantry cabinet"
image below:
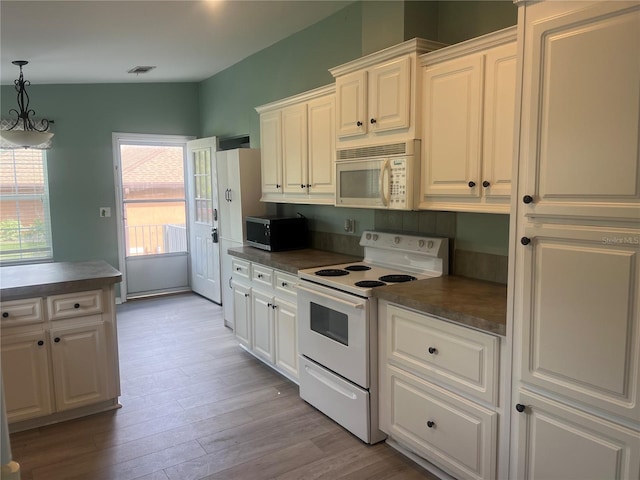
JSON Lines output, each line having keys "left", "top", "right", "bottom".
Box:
{"left": 216, "top": 149, "right": 265, "bottom": 329}
{"left": 510, "top": 2, "right": 640, "bottom": 479}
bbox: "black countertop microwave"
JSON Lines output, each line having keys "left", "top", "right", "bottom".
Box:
{"left": 245, "top": 216, "right": 309, "bottom": 251}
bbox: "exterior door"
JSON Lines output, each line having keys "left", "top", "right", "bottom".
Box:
{"left": 186, "top": 137, "right": 221, "bottom": 304}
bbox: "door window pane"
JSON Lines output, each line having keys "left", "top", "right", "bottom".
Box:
{"left": 120, "top": 145, "right": 187, "bottom": 257}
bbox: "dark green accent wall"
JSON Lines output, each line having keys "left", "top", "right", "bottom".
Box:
{"left": 0, "top": 83, "right": 199, "bottom": 268}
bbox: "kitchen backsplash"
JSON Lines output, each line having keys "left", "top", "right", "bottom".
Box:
{"left": 307, "top": 210, "right": 508, "bottom": 285}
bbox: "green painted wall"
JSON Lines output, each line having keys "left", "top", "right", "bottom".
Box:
{"left": 198, "top": 2, "right": 363, "bottom": 144}
{"left": 437, "top": 1, "right": 517, "bottom": 44}
{"left": 0, "top": 83, "right": 199, "bottom": 269}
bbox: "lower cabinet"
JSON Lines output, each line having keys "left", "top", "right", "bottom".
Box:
{"left": 379, "top": 301, "right": 501, "bottom": 480}
{"left": 230, "top": 259, "right": 299, "bottom": 382}
{"left": 0, "top": 286, "right": 120, "bottom": 429}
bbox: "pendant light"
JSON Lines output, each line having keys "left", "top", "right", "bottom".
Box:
{"left": 0, "top": 60, "right": 53, "bottom": 148}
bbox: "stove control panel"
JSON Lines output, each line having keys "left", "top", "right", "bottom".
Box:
{"left": 360, "top": 231, "right": 446, "bottom": 256}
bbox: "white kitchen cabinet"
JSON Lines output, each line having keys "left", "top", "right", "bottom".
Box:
{"left": 256, "top": 84, "right": 335, "bottom": 205}
{"left": 510, "top": 2, "right": 640, "bottom": 478}
{"left": 420, "top": 27, "right": 516, "bottom": 213}
{"left": 49, "top": 320, "right": 109, "bottom": 412}
{"left": 230, "top": 258, "right": 300, "bottom": 382}
{"left": 216, "top": 148, "right": 265, "bottom": 329}
{"left": 0, "top": 283, "right": 120, "bottom": 431}
{"left": 379, "top": 302, "right": 501, "bottom": 480}
{"left": 1, "top": 329, "right": 53, "bottom": 422}
{"left": 330, "top": 38, "right": 444, "bottom": 148}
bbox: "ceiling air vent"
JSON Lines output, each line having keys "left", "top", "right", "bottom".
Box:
{"left": 127, "top": 66, "right": 156, "bottom": 75}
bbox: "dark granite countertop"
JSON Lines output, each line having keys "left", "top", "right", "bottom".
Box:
{"left": 227, "top": 247, "right": 361, "bottom": 275}
{"left": 373, "top": 276, "right": 507, "bottom": 336}
{"left": 0, "top": 260, "right": 122, "bottom": 301}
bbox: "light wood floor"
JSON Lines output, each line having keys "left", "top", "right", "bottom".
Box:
{"left": 10, "top": 293, "right": 438, "bottom": 480}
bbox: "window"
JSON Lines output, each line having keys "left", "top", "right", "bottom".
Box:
{"left": 0, "top": 148, "right": 53, "bottom": 263}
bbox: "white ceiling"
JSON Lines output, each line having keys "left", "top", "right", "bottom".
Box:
{"left": 0, "top": 0, "right": 353, "bottom": 85}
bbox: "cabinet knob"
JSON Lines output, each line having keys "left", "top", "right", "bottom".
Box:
{"left": 356, "top": 121, "right": 362, "bottom": 127}
{"left": 428, "top": 346, "right": 437, "bottom": 355}
{"left": 427, "top": 420, "right": 435, "bottom": 428}
{"left": 482, "top": 180, "right": 490, "bottom": 188}
{"left": 468, "top": 181, "right": 476, "bottom": 188}
{"left": 54, "top": 337, "right": 61, "bottom": 343}
{"left": 74, "top": 303, "right": 80, "bottom": 309}
{"left": 370, "top": 118, "right": 377, "bottom": 124}
{"left": 272, "top": 304, "right": 278, "bottom": 310}
{"left": 522, "top": 195, "right": 534, "bottom": 204}
{"left": 520, "top": 237, "right": 531, "bottom": 246}
{"left": 281, "top": 282, "right": 288, "bottom": 287}
{"left": 515, "top": 403, "right": 526, "bottom": 413}
{"left": 236, "top": 267, "right": 241, "bottom": 271}
{"left": 244, "top": 293, "right": 249, "bottom": 298}
{"left": 267, "top": 303, "right": 272, "bottom": 308}
{"left": 37, "top": 340, "right": 44, "bottom": 346}
{"left": 306, "top": 184, "right": 311, "bottom": 188}
{"left": 276, "top": 184, "right": 281, "bottom": 189}
{"left": 2, "top": 312, "right": 8, "bottom": 318}
{"left": 257, "top": 274, "right": 263, "bottom": 279}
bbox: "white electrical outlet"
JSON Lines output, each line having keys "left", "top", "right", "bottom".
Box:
{"left": 344, "top": 218, "right": 355, "bottom": 233}
{"left": 100, "top": 207, "right": 111, "bottom": 218}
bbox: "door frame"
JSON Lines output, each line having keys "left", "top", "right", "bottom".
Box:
{"left": 112, "top": 132, "right": 195, "bottom": 302}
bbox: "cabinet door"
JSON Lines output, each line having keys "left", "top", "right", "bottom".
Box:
{"left": 482, "top": 42, "right": 516, "bottom": 199}
{"left": 307, "top": 94, "right": 335, "bottom": 199}
{"left": 251, "top": 289, "right": 275, "bottom": 363}
{"left": 1, "top": 330, "right": 53, "bottom": 422}
{"left": 274, "top": 298, "right": 298, "bottom": 380}
{"left": 517, "top": 224, "right": 640, "bottom": 422}
{"left": 369, "top": 56, "right": 411, "bottom": 133}
{"left": 232, "top": 281, "right": 251, "bottom": 348}
{"left": 220, "top": 239, "right": 243, "bottom": 329}
{"left": 336, "top": 70, "right": 367, "bottom": 138}
{"left": 281, "top": 103, "right": 308, "bottom": 195}
{"left": 514, "top": 389, "right": 640, "bottom": 480}
{"left": 50, "top": 321, "right": 109, "bottom": 412}
{"left": 422, "top": 55, "right": 483, "bottom": 198}
{"left": 216, "top": 150, "right": 232, "bottom": 240}
{"left": 259, "top": 110, "right": 283, "bottom": 195}
{"left": 518, "top": 2, "right": 640, "bottom": 221}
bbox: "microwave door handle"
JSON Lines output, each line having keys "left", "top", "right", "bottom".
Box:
{"left": 379, "top": 159, "right": 390, "bottom": 207}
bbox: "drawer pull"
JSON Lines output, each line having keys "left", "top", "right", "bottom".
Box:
{"left": 2, "top": 312, "right": 8, "bottom": 318}
{"left": 236, "top": 267, "right": 241, "bottom": 271}
{"left": 427, "top": 420, "right": 435, "bottom": 428}
{"left": 37, "top": 340, "right": 44, "bottom": 346}
{"left": 428, "top": 346, "right": 437, "bottom": 355}
{"left": 267, "top": 303, "right": 272, "bottom": 308}
{"left": 281, "top": 282, "right": 288, "bottom": 287}
{"left": 515, "top": 403, "right": 526, "bottom": 413}
{"left": 257, "top": 274, "right": 263, "bottom": 279}
{"left": 74, "top": 303, "right": 81, "bottom": 309}
{"left": 54, "top": 337, "right": 61, "bottom": 343}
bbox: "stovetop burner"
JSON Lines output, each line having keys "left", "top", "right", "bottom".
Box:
{"left": 344, "top": 265, "right": 371, "bottom": 272}
{"left": 378, "top": 274, "right": 417, "bottom": 283}
{"left": 315, "top": 269, "right": 349, "bottom": 277}
{"left": 354, "top": 280, "right": 386, "bottom": 288}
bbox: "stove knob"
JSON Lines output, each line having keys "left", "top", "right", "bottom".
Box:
{"left": 428, "top": 240, "right": 434, "bottom": 249}
{"left": 366, "top": 233, "right": 372, "bottom": 240}
{"left": 394, "top": 236, "right": 401, "bottom": 245}
{"left": 418, "top": 240, "right": 425, "bottom": 248}
{"left": 372, "top": 234, "right": 379, "bottom": 241}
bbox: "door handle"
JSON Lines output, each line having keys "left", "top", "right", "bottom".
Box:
{"left": 212, "top": 228, "right": 218, "bottom": 243}
{"left": 213, "top": 208, "right": 218, "bottom": 221}
{"left": 227, "top": 189, "right": 232, "bottom": 202}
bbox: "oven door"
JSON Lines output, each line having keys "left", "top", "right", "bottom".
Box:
{"left": 336, "top": 158, "right": 390, "bottom": 208}
{"left": 297, "top": 282, "right": 370, "bottom": 389}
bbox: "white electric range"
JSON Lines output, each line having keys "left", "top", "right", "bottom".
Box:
{"left": 296, "top": 231, "right": 449, "bottom": 444}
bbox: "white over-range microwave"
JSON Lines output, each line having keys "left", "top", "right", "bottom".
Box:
{"left": 335, "top": 140, "right": 420, "bottom": 210}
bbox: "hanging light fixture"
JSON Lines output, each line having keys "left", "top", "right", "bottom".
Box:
{"left": 0, "top": 60, "right": 53, "bottom": 148}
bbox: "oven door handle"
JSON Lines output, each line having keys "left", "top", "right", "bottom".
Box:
{"left": 305, "top": 365, "right": 357, "bottom": 400}
{"left": 298, "top": 284, "right": 364, "bottom": 310}
{"left": 379, "top": 159, "right": 390, "bottom": 207}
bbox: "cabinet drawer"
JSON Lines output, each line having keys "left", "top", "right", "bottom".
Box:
{"left": 231, "top": 259, "right": 250, "bottom": 279}
{"left": 274, "top": 271, "right": 298, "bottom": 298}
{"left": 387, "top": 365, "right": 497, "bottom": 480}
{"left": 386, "top": 304, "right": 499, "bottom": 405}
{"left": 251, "top": 264, "right": 274, "bottom": 288}
{"left": 47, "top": 290, "right": 103, "bottom": 321}
{"left": 0, "top": 298, "right": 44, "bottom": 327}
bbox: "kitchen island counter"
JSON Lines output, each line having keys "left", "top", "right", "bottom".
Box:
{"left": 227, "top": 247, "right": 361, "bottom": 275}
{"left": 0, "top": 260, "right": 121, "bottom": 301}
{"left": 372, "top": 275, "right": 507, "bottom": 336}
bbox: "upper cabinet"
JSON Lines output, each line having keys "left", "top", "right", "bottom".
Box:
{"left": 330, "top": 38, "right": 445, "bottom": 148}
{"left": 419, "top": 27, "right": 517, "bottom": 213}
{"left": 256, "top": 85, "right": 335, "bottom": 205}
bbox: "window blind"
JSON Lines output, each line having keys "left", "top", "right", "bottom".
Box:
{"left": 0, "top": 148, "right": 53, "bottom": 262}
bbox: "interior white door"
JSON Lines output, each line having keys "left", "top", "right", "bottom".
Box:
{"left": 187, "top": 137, "right": 221, "bottom": 304}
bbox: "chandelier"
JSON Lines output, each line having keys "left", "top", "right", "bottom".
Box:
{"left": 1, "top": 60, "right": 53, "bottom": 148}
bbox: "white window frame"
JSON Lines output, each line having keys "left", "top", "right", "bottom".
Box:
{"left": 0, "top": 148, "right": 53, "bottom": 265}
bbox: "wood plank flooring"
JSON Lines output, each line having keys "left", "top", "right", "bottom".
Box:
{"left": 10, "top": 293, "right": 438, "bottom": 480}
